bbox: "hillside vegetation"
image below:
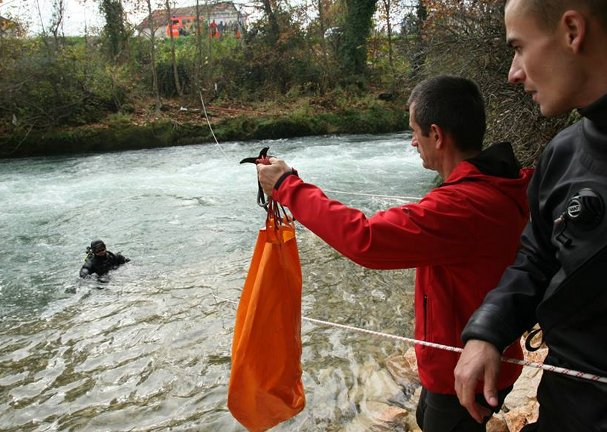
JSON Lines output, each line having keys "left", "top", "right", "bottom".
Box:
{"left": 0, "top": 0, "right": 573, "bottom": 163}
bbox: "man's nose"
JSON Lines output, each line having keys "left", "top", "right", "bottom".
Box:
{"left": 508, "top": 56, "right": 525, "bottom": 84}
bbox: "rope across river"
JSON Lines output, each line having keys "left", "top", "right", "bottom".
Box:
{"left": 302, "top": 316, "right": 607, "bottom": 384}
{"left": 213, "top": 295, "right": 607, "bottom": 385}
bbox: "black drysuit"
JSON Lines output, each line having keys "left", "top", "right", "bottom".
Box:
{"left": 462, "top": 93, "right": 607, "bottom": 432}
{"left": 80, "top": 251, "right": 129, "bottom": 278}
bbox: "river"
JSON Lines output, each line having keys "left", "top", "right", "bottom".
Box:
{"left": 0, "top": 133, "right": 435, "bottom": 431}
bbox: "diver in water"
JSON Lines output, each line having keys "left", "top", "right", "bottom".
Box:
{"left": 79, "top": 239, "right": 130, "bottom": 280}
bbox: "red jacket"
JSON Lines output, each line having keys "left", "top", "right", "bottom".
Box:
{"left": 272, "top": 144, "right": 532, "bottom": 394}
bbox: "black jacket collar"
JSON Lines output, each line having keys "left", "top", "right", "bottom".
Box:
{"left": 578, "top": 92, "right": 607, "bottom": 129}
{"left": 465, "top": 142, "right": 522, "bottom": 179}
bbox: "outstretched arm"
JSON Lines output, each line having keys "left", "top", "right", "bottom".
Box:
{"left": 116, "top": 253, "right": 130, "bottom": 264}
{"left": 258, "top": 158, "right": 503, "bottom": 270}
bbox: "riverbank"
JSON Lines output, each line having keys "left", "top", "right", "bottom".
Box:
{"left": 0, "top": 94, "right": 408, "bottom": 159}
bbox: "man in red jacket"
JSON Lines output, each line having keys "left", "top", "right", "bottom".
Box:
{"left": 257, "top": 75, "right": 532, "bottom": 432}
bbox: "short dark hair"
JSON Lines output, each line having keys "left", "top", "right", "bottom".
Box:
{"left": 408, "top": 75, "right": 486, "bottom": 153}
{"left": 507, "top": 0, "right": 607, "bottom": 32}
{"left": 91, "top": 239, "right": 106, "bottom": 253}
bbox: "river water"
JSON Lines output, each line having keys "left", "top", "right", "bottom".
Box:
{"left": 0, "top": 133, "right": 435, "bottom": 431}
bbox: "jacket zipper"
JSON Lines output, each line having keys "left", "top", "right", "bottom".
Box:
{"left": 423, "top": 295, "right": 428, "bottom": 341}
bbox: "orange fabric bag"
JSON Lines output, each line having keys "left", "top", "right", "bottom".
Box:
{"left": 228, "top": 203, "right": 305, "bottom": 431}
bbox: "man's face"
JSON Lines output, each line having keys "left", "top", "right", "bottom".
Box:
{"left": 505, "top": 0, "right": 581, "bottom": 116}
{"left": 94, "top": 247, "right": 107, "bottom": 258}
{"left": 409, "top": 104, "right": 438, "bottom": 171}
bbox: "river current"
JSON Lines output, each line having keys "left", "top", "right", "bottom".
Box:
{"left": 0, "top": 133, "right": 435, "bottom": 431}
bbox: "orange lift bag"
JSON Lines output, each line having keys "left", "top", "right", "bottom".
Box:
{"left": 228, "top": 202, "right": 305, "bottom": 431}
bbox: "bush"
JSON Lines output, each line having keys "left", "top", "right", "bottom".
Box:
{"left": 0, "top": 37, "right": 132, "bottom": 133}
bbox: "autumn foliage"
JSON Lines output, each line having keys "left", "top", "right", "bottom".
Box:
{"left": 0, "top": 0, "right": 573, "bottom": 163}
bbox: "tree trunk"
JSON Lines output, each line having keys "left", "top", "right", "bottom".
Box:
{"left": 317, "top": 0, "right": 328, "bottom": 94}
{"left": 34, "top": 0, "right": 52, "bottom": 52}
{"left": 205, "top": 0, "right": 215, "bottom": 91}
{"left": 382, "top": 0, "right": 393, "bottom": 71}
{"left": 100, "top": 0, "right": 128, "bottom": 62}
{"left": 260, "top": 0, "right": 280, "bottom": 44}
{"left": 145, "top": 0, "right": 162, "bottom": 112}
{"left": 49, "top": 0, "right": 65, "bottom": 49}
{"left": 195, "top": 0, "right": 203, "bottom": 83}
{"left": 339, "top": 0, "right": 378, "bottom": 78}
{"left": 410, "top": 0, "right": 427, "bottom": 79}
{"left": 165, "top": 0, "right": 183, "bottom": 96}
{"left": 318, "top": 0, "right": 326, "bottom": 53}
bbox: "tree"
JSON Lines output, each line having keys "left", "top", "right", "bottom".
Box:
{"left": 377, "top": 0, "right": 394, "bottom": 71}
{"left": 49, "top": 0, "right": 65, "bottom": 47}
{"left": 194, "top": 0, "right": 204, "bottom": 86}
{"left": 100, "top": 0, "right": 129, "bottom": 62}
{"left": 165, "top": 0, "right": 183, "bottom": 96}
{"left": 338, "top": 0, "right": 378, "bottom": 79}
{"left": 144, "top": 0, "right": 162, "bottom": 111}
{"left": 260, "top": 0, "right": 280, "bottom": 44}
{"left": 33, "top": 0, "right": 65, "bottom": 50}
{"left": 316, "top": 0, "right": 330, "bottom": 93}
{"left": 408, "top": 0, "right": 426, "bottom": 79}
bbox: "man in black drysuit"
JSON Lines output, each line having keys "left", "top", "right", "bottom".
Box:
{"left": 454, "top": 1, "right": 607, "bottom": 431}
{"left": 80, "top": 239, "right": 130, "bottom": 279}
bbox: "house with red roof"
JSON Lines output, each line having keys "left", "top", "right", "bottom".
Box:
{"left": 136, "top": 2, "right": 245, "bottom": 39}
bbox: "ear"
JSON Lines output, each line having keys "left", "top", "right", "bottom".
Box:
{"left": 562, "top": 10, "right": 586, "bottom": 53}
{"left": 430, "top": 124, "right": 444, "bottom": 149}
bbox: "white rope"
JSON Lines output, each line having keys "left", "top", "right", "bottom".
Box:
{"left": 302, "top": 316, "right": 607, "bottom": 384}
{"left": 214, "top": 294, "right": 607, "bottom": 384}
{"left": 199, "top": 90, "right": 228, "bottom": 158}
{"left": 323, "top": 189, "right": 422, "bottom": 202}
{"left": 302, "top": 316, "right": 464, "bottom": 354}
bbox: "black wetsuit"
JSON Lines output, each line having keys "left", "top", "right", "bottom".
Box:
{"left": 462, "top": 93, "right": 607, "bottom": 431}
{"left": 80, "top": 251, "right": 129, "bottom": 278}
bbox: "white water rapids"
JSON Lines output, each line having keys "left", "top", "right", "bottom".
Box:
{"left": 0, "top": 133, "right": 435, "bottom": 431}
